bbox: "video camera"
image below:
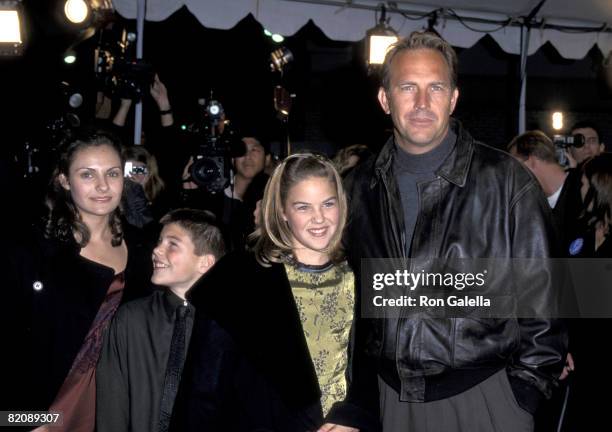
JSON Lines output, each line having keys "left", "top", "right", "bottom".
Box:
{"left": 553, "top": 134, "right": 585, "bottom": 167}
{"left": 112, "top": 58, "right": 155, "bottom": 101}
{"left": 94, "top": 29, "right": 154, "bottom": 102}
{"left": 185, "top": 99, "right": 246, "bottom": 194}
{"left": 17, "top": 81, "right": 84, "bottom": 180}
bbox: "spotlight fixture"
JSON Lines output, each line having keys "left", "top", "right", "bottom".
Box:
{"left": 271, "top": 34, "right": 284, "bottom": 43}
{"left": 552, "top": 112, "right": 563, "bottom": 131}
{"left": 64, "top": 0, "right": 89, "bottom": 24}
{"left": 366, "top": 4, "right": 398, "bottom": 67}
{"left": 207, "top": 100, "right": 222, "bottom": 117}
{"left": 270, "top": 46, "right": 293, "bottom": 73}
{"left": 0, "top": 0, "right": 24, "bottom": 55}
{"left": 60, "top": 0, "right": 113, "bottom": 38}
{"left": 64, "top": 49, "right": 77, "bottom": 63}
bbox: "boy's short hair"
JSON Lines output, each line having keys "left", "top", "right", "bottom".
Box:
{"left": 160, "top": 209, "right": 226, "bottom": 259}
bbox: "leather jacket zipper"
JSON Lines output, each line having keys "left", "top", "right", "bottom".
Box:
{"left": 379, "top": 171, "right": 407, "bottom": 260}
{"left": 380, "top": 169, "right": 412, "bottom": 382}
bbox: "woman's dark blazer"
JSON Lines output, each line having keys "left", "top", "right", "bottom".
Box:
{"left": 171, "top": 250, "right": 376, "bottom": 432}
{"left": 1, "top": 224, "right": 153, "bottom": 411}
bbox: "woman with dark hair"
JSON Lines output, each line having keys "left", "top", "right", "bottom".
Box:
{"left": 4, "top": 130, "right": 152, "bottom": 431}
{"left": 570, "top": 153, "right": 612, "bottom": 257}
{"left": 562, "top": 153, "right": 612, "bottom": 431}
{"left": 172, "top": 153, "right": 369, "bottom": 432}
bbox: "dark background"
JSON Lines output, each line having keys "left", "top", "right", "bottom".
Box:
{"left": 2, "top": 4, "right": 612, "bottom": 224}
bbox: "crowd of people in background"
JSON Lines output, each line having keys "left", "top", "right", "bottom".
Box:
{"left": 2, "top": 30, "right": 612, "bottom": 432}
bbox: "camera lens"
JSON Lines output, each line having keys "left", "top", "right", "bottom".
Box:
{"left": 209, "top": 105, "right": 220, "bottom": 116}
{"left": 190, "top": 157, "right": 223, "bottom": 191}
{"left": 572, "top": 133, "right": 585, "bottom": 148}
{"left": 131, "top": 166, "right": 148, "bottom": 175}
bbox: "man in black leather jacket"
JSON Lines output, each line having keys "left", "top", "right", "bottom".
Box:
{"left": 341, "top": 32, "right": 567, "bottom": 432}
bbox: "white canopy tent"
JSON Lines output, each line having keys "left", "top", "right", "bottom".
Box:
{"left": 112, "top": 0, "right": 612, "bottom": 136}
{"left": 113, "top": 0, "right": 612, "bottom": 59}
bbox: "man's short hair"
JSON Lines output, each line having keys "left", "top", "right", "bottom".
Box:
{"left": 233, "top": 120, "right": 271, "bottom": 154}
{"left": 381, "top": 31, "right": 458, "bottom": 91}
{"left": 507, "top": 130, "right": 557, "bottom": 164}
{"left": 242, "top": 135, "right": 269, "bottom": 155}
{"left": 160, "top": 209, "right": 226, "bottom": 259}
{"left": 571, "top": 120, "right": 602, "bottom": 141}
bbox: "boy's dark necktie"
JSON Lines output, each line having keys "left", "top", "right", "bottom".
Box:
{"left": 158, "top": 304, "right": 189, "bottom": 432}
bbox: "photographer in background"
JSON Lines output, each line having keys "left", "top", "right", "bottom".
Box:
{"left": 109, "top": 74, "right": 190, "bottom": 220}
{"left": 112, "top": 74, "right": 174, "bottom": 130}
{"left": 181, "top": 132, "right": 270, "bottom": 252}
{"left": 567, "top": 121, "right": 606, "bottom": 168}
{"left": 121, "top": 145, "right": 170, "bottom": 229}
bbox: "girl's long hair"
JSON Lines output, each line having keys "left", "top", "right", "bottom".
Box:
{"left": 581, "top": 154, "right": 612, "bottom": 232}
{"left": 251, "top": 153, "right": 347, "bottom": 266}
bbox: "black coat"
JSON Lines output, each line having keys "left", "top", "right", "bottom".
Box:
{"left": 171, "top": 251, "right": 374, "bottom": 432}
{"left": 1, "top": 224, "right": 153, "bottom": 411}
{"left": 551, "top": 169, "right": 584, "bottom": 255}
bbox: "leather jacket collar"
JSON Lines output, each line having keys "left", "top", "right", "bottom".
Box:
{"left": 371, "top": 118, "right": 474, "bottom": 189}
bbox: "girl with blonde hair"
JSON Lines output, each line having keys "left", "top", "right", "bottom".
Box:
{"left": 173, "top": 153, "right": 365, "bottom": 431}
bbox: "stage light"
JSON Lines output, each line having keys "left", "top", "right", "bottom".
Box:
{"left": 64, "top": 0, "right": 89, "bottom": 24}
{"left": 271, "top": 34, "right": 284, "bottom": 43}
{"left": 0, "top": 0, "right": 24, "bottom": 55}
{"left": 552, "top": 112, "right": 563, "bottom": 131}
{"left": 270, "top": 46, "right": 293, "bottom": 73}
{"left": 366, "top": 5, "right": 398, "bottom": 67}
{"left": 368, "top": 34, "right": 398, "bottom": 65}
{"left": 64, "top": 51, "right": 76, "bottom": 63}
{"left": 264, "top": 29, "right": 272, "bottom": 37}
{"left": 0, "top": 11, "right": 20, "bottom": 42}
